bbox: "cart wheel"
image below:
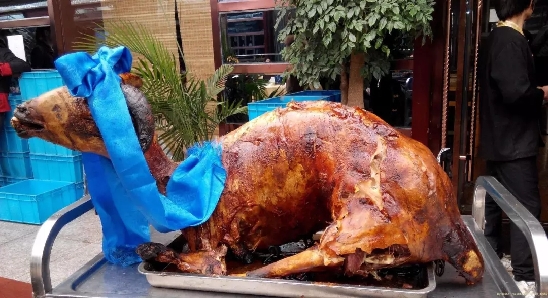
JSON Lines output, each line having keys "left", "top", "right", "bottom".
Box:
{"left": 434, "top": 259, "right": 445, "bottom": 277}
{"left": 268, "top": 245, "right": 281, "bottom": 256}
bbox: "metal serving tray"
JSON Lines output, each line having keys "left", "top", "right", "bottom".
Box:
{"left": 138, "top": 261, "right": 436, "bottom": 298}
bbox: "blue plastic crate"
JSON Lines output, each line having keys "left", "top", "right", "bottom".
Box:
{"left": 248, "top": 95, "right": 333, "bottom": 120}
{"left": 29, "top": 154, "right": 83, "bottom": 182}
{"left": 289, "top": 90, "right": 342, "bottom": 103}
{"left": 28, "top": 138, "right": 80, "bottom": 156}
{"left": 0, "top": 179, "right": 81, "bottom": 224}
{"left": 0, "top": 176, "right": 28, "bottom": 187}
{"left": 19, "top": 71, "right": 65, "bottom": 101}
{"left": 0, "top": 151, "right": 32, "bottom": 178}
{"left": 5, "top": 176, "right": 28, "bottom": 185}
{"left": 0, "top": 128, "right": 29, "bottom": 153}
{"left": 72, "top": 181, "right": 85, "bottom": 201}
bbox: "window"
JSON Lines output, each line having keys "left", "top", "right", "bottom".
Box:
{"left": 220, "top": 9, "right": 292, "bottom": 64}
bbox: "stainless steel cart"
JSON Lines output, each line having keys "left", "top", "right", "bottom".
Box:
{"left": 29, "top": 176, "right": 548, "bottom": 298}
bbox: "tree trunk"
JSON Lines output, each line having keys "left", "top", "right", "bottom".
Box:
{"left": 340, "top": 64, "right": 349, "bottom": 105}
{"left": 347, "top": 52, "right": 365, "bottom": 108}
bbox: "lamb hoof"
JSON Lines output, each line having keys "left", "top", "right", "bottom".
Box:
{"left": 136, "top": 242, "right": 168, "bottom": 261}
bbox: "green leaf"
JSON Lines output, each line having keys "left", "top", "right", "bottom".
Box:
{"left": 381, "top": 45, "right": 390, "bottom": 56}
{"left": 347, "top": 10, "right": 354, "bottom": 18}
{"left": 334, "top": 12, "right": 341, "bottom": 22}
{"left": 375, "top": 39, "right": 382, "bottom": 49}
{"left": 410, "top": 8, "right": 417, "bottom": 16}
{"left": 368, "top": 14, "right": 377, "bottom": 27}
{"left": 321, "top": 1, "right": 327, "bottom": 11}
{"left": 308, "top": 8, "right": 316, "bottom": 18}
{"left": 349, "top": 33, "right": 357, "bottom": 42}
{"left": 323, "top": 34, "right": 332, "bottom": 47}
{"left": 392, "top": 6, "right": 400, "bottom": 14}
{"left": 327, "top": 0, "right": 334, "bottom": 5}
{"left": 379, "top": 18, "right": 387, "bottom": 30}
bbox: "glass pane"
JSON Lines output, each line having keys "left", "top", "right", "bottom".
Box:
{"left": 365, "top": 69, "right": 413, "bottom": 128}
{"left": 220, "top": 9, "right": 292, "bottom": 63}
{"left": 0, "top": 1, "right": 53, "bottom": 95}
{"left": 0, "top": 25, "right": 54, "bottom": 94}
{"left": 0, "top": 26, "right": 54, "bottom": 68}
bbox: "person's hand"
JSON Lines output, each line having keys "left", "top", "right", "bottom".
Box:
{"left": 539, "top": 86, "right": 548, "bottom": 100}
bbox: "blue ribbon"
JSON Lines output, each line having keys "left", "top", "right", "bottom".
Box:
{"left": 54, "top": 46, "right": 227, "bottom": 266}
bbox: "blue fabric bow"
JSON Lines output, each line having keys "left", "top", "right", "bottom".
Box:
{"left": 54, "top": 46, "right": 227, "bottom": 266}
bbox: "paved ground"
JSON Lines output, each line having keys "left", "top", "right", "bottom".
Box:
{"left": 0, "top": 210, "right": 102, "bottom": 288}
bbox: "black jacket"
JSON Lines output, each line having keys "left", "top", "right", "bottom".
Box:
{"left": 478, "top": 26, "right": 544, "bottom": 161}
{"left": 0, "top": 47, "right": 31, "bottom": 112}
{"left": 30, "top": 41, "right": 55, "bottom": 69}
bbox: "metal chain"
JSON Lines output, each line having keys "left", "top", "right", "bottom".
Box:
{"left": 469, "top": 0, "right": 483, "bottom": 174}
{"left": 441, "top": 0, "right": 452, "bottom": 149}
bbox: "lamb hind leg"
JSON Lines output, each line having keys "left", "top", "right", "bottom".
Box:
{"left": 246, "top": 245, "right": 344, "bottom": 278}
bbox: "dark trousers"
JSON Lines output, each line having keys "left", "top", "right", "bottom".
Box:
{"left": 484, "top": 157, "right": 542, "bottom": 282}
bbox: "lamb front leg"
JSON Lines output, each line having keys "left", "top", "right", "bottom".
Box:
{"left": 137, "top": 242, "right": 228, "bottom": 275}
{"left": 246, "top": 245, "right": 344, "bottom": 278}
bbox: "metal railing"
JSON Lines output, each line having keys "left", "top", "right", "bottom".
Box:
{"left": 472, "top": 176, "right": 548, "bottom": 297}
{"left": 29, "top": 196, "right": 93, "bottom": 298}
{"left": 29, "top": 175, "right": 548, "bottom": 297}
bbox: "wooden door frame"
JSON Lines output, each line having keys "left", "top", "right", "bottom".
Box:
{"left": 411, "top": 0, "right": 447, "bottom": 154}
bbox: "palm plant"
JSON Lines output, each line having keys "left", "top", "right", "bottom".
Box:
{"left": 224, "top": 74, "right": 279, "bottom": 123}
{"left": 73, "top": 21, "right": 247, "bottom": 161}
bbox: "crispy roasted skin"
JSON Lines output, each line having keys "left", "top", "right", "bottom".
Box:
{"left": 183, "top": 100, "right": 484, "bottom": 283}
{"left": 11, "top": 84, "right": 484, "bottom": 284}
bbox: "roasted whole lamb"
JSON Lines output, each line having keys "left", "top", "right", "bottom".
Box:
{"left": 11, "top": 74, "right": 484, "bottom": 284}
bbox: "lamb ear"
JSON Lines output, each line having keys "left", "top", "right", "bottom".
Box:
{"left": 120, "top": 84, "right": 155, "bottom": 152}
{"left": 119, "top": 73, "right": 143, "bottom": 89}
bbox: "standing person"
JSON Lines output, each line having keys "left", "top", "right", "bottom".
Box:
{"left": 30, "top": 27, "right": 55, "bottom": 69}
{"left": 0, "top": 34, "right": 31, "bottom": 130}
{"left": 478, "top": 0, "right": 548, "bottom": 296}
